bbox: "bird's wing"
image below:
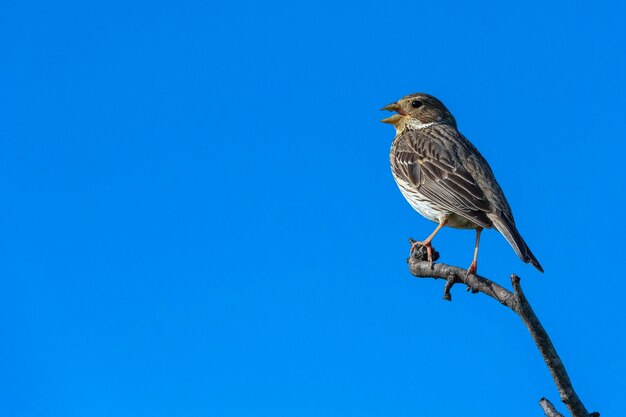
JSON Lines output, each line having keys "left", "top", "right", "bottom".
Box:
{"left": 392, "top": 126, "right": 493, "bottom": 228}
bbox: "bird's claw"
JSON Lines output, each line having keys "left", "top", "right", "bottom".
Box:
{"left": 465, "top": 261, "right": 477, "bottom": 278}
{"left": 465, "top": 285, "right": 479, "bottom": 294}
{"left": 465, "top": 261, "right": 479, "bottom": 293}
{"left": 410, "top": 240, "right": 432, "bottom": 264}
{"left": 408, "top": 238, "right": 439, "bottom": 265}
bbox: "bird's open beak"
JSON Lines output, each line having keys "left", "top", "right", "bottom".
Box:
{"left": 381, "top": 103, "right": 399, "bottom": 112}
{"left": 380, "top": 102, "right": 402, "bottom": 124}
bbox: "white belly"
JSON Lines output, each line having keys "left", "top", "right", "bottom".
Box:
{"left": 393, "top": 174, "right": 479, "bottom": 229}
{"left": 394, "top": 176, "right": 444, "bottom": 223}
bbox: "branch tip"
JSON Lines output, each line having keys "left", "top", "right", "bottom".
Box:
{"left": 443, "top": 277, "right": 455, "bottom": 301}
{"left": 539, "top": 397, "right": 564, "bottom": 417}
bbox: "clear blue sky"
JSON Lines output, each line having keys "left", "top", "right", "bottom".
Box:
{"left": 2, "top": 1, "right": 625, "bottom": 416}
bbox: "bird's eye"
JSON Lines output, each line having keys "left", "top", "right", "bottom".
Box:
{"left": 411, "top": 100, "right": 423, "bottom": 108}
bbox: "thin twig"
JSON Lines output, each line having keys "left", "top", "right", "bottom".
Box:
{"left": 407, "top": 249, "right": 599, "bottom": 417}
{"left": 540, "top": 397, "right": 565, "bottom": 417}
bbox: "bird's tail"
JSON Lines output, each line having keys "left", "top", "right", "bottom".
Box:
{"left": 491, "top": 217, "right": 543, "bottom": 273}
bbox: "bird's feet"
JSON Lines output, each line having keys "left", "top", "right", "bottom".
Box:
{"left": 465, "top": 260, "right": 478, "bottom": 278}
{"left": 464, "top": 260, "right": 479, "bottom": 293}
{"left": 409, "top": 239, "right": 434, "bottom": 266}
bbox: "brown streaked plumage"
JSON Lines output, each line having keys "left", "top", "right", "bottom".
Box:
{"left": 382, "top": 93, "right": 543, "bottom": 274}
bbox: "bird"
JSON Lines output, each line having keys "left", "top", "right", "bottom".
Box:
{"left": 381, "top": 93, "right": 543, "bottom": 275}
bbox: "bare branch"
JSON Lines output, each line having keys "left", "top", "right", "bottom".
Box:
{"left": 407, "top": 248, "right": 599, "bottom": 417}
{"left": 540, "top": 397, "right": 565, "bottom": 417}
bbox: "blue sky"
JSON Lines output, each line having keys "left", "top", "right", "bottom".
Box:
{"left": 1, "top": 1, "right": 625, "bottom": 416}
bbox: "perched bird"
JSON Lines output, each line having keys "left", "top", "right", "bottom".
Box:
{"left": 382, "top": 93, "right": 543, "bottom": 275}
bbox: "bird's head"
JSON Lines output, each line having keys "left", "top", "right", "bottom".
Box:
{"left": 381, "top": 93, "right": 456, "bottom": 133}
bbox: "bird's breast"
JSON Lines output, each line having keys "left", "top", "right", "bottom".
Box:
{"left": 392, "top": 174, "right": 443, "bottom": 223}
